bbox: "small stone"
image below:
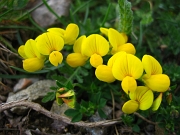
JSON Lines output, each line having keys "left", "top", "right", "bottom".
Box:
{"left": 13, "top": 78, "right": 39, "bottom": 92}
{"left": 6, "top": 80, "right": 56, "bottom": 115}
{"left": 31, "top": 0, "right": 71, "bottom": 27}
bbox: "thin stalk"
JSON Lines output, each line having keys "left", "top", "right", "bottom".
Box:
{"left": 0, "top": 36, "right": 17, "bottom": 53}
{"left": 101, "top": 3, "right": 112, "bottom": 27}
{"left": 42, "top": 0, "right": 61, "bottom": 22}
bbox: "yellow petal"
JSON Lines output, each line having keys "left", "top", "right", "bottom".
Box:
{"left": 24, "top": 39, "right": 41, "bottom": 58}
{"left": 73, "top": 35, "right": 86, "bottom": 53}
{"left": 117, "top": 43, "right": 136, "bottom": 55}
{"left": 36, "top": 32, "right": 64, "bottom": 55}
{"left": 64, "top": 23, "right": 79, "bottom": 45}
{"left": 47, "top": 28, "right": 65, "bottom": 37}
{"left": 112, "top": 52, "right": 143, "bottom": 80}
{"left": 152, "top": 93, "right": 163, "bottom": 111}
{"left": 121, "top": 76, "right": 137, "bottom": 94}
{"left": 108, "top": 28, "right": 126, "bottom": 52}
{"left": 142, "top": 55, "right": 162, "bottom": 76}
{"left": 122, "top": 100, "right": 139, "bottom": 114}
{"left": 121, "top": 33, "right": 128, "bottom": 43}
{"left": 139, "top": 89, "right": 154, "bottom": 110}
{"left": 90, "top": 54, "right": 103, "bottom": 68}
{"left": 66, "top": 53, "right": 88, "bottom": 67}
{"left": 82, "top": 34, "right": 109, "bottom": 57}
{"left": 107, "top": 51, "right": 126, "bottom": 68}
{"left": 95, "top": 65, "right": 116, "bottom": 83}
{"left": 142, "top": 74, "right": 170, "bottom": 92}
{"left": 18, "top": 45, "right": 27, "bottom": 59}
{"left": 23, "top": 58, "right": 44, "bottom": 72}
{"left": 100, "top": 27, "right": 109, "bottom": 37}
{"left": 49, "top": 51, "right": 63, "bottom": 66}
{"left": 129, "top": 86, "right": 154, "bottom": 110}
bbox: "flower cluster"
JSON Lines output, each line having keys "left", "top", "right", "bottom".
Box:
{"left": 18, "top": 23, "right": 170, "bottom": 114}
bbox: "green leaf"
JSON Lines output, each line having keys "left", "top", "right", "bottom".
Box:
{"left": 56, "top": 80, "right": 64, "bottom": 88}
{"left": 99, "top": 98, "right": 107, "bottom": 108}
{"left": 71, "top": 113, "right": 83, "bottom": 122}
{"left": 50, "top": 86, "right": 58, "bottom": 91}
{"left": 132, "top": 124, "right": 140, "bottom": 133}
{"left": 98, "top": 108, "right": 107, "bottom": 119}
{"left": 41, "top": 92, "right": 56, "bottom": 103}
{"left": 90, "top": 92, "right": 101, "bottom": 104}
{"left": 66, "top": 81, "right": 74, "bottom": 89}
{"left": 118, "top": 0, "right": 133, "bottom": 34}
{"left": 65, "top": 108, "right": 84, "bottom": 122}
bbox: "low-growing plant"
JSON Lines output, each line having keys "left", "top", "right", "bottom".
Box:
{"left": 2, "top": 0, "right": 180, "bottom": 134}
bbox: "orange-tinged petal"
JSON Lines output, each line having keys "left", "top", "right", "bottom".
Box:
{"left": 142, "top": 74, "right": 170, "bottom": 92}
{"left": 82, "top": 34, "right": 109, "bottom": 57}
{"left": 108, "top": 28, "right": 126, "bottom": 52}
{"left": 64, "top": 23, "right": 79, "bottom": 45}
{"left": 73, "top": 35, "right": 86, "bottom": 53}
{"left": 142, "top": 55, "right": 162, "bottom": 76}
{"left": 90, "top": 54, "right": 103, "bottom": 68}
{"left": 112, "top": 52, "right": 143, "bottom": 80}
{"left": 152, "top": 93, "right": 163, "bottom": 111}
{"left": 18, "top": 45, "right": 27, "bottom": 59}
{"left": 58, "top": 90, "right": 75, "bottom": 98}
{"left": 121, "top": 76, "right": 137, "bottom": 94}
{"left": 23, "top": 58, "right": 44, "bottom": 72}
{"left": 49, "top": 51, "right": 63, "bottom": 66}
{"left": 122, "top": 100, "right": 139, "bottom": 114}
{"left": 36, "top": 32, "right": 64, "bottom": 55}
{"left": 47, "top": 28, "right": 65, "bottom": 37}
{"left": 62, "top": 98, "right": 75, "bottom": 108}
{"left": 95, "top": 65, "right": 116, "bottom": 83}
{"left": 117, "top": 43, "right": 136, "bottom": 55}
{"left": 66, "top": 53, "right": 88, "bottom": 67}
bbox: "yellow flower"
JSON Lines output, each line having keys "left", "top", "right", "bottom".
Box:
{"left": 36, "top": 32, "right": 64, "bottom": 66}
{"left": 122, "top": 86, "right": 154, "bottom": 114}
{"left": 81, "top": 34, "right": 109, "bottom": 68}
{"left": 142, "top": 55, "right": 170, "bottom": 92}
{"left": 95, "top": 52, "right": 123, "bottom": 83}
{"left": 151, "top": 93, "right": 163, "bottom": 111}
{"left": 47, "top": 23, "right": 79, "bottom": 45}
{"left": 18, "top": 39, "right": 45, "bottom": 72}
{"left": 100, "top": 27, "right": 135, "bottom": 54}
{"left": 112, "top": 51, "right": 143, "bottom": 94}
{"left": 66, "top": 36, "right": 88, "bottom": 67}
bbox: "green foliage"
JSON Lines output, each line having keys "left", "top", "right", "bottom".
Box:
{"left": 64, "top": 92, "right": 107, "bottom": 122}
{"left": 117, "top": 0, "right": 133, "bottom": 34}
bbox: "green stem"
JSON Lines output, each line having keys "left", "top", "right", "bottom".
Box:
{"left": 42, "top": 0, "right": 61, "bottom": 22}
{"left": 101, "top": 3, "right": 111, "bottom": 27}
{"left": 137, "top": 22, "right": 143, "bottom": 49}
{"left": 0, "top": 36, "right": 17, "bottom": 53}
{"left": 28, "top": 15, "right": 45, "bottom": 32}
{"left": 65, "top": 67, "right": 81, "bottom": 86}
{"left": 0, "top": 9, "right": 13, "bottom": 18}
{"left": 16, "top": 1, "right": 45, "bottom": 21}
{"left": 73, "top": 83, "right": 87, "bottom": 90}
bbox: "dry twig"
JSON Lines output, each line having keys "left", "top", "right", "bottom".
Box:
{"left": 0, "top": 100, "right": 122, "bottom": 127}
